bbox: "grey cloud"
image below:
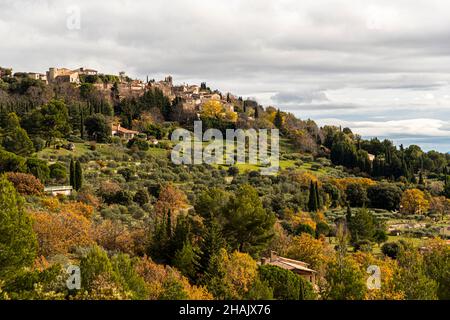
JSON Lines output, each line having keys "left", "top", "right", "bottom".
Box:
{"left": 1, "top": 0, "right": 450, "bottom": 151}
{"left": 278, "top": 103, "right": 359, "bottom": 111}
{"left": 271, "top": 91, "right": 328, "bottom": 104}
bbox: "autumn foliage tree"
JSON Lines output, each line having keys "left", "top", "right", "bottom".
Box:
{"left": 323, "top": 255, "right": 367, "bottom": 300}
{"left": 422, "top": 238, "right": 450, "bottom": 300}
{"left": 352, "top": 251, "right": 404, "bottom": 300}
{"left": 203, "top": 249, "right": 261, "bottom": 299}
{"left": 5, "top": 172, "right": 44, "bottom": 195}
{"left": 393, "top": 243, "right": 438, "bottom": 300}
{"left": 154, "top": 183, "right": 188, "bottom": 218}
{"left": 92, "top": 219, "right": 135, "bottom": 254}
{"left": 429, "top": 196, "right": 450, "bottom": 220}
{"left": 135, "top": 255, "right": 212, "bottom": 300}
{"left": 200, "top": 100, "right": 237, "bottom": 123}
{"left": 400, "top": 189, "right": 430, "bottom": 215}
{"left": 286, "top": 233, "right": 333, "bottom": 272}
{"left": 30, "top": 200, "right": 93, "bottom": 256}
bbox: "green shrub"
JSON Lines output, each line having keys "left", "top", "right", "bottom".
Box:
{"left": 259, "top": 265, "right": 316, "bottom": 300}
{"left": 49, "top": 162, "right": 67, "bottom": 182}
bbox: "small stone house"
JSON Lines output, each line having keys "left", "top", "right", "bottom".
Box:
{"left": 111, "top": 124, "right": 139, "bottom": 140}
{"left": 260, "top": 251, "right": 317, "bottom": 285}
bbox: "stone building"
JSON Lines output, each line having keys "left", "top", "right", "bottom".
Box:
{"left": 27, "top": 72, "right": 48, "bottom": 83}
{"left": 260, "top": 251, "right": 317, "bottom": 285}
{"left": 111, "top": 123, "right": 139, "bottom": 140}
{"left": 46, "top": 67, "right": 98, "bottom": 84}
{"left": 0, "top": 67, "right": 13, "bottom": 78}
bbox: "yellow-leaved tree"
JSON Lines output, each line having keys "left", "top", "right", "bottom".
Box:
{"left": 201, "top": 100, "right": 238, "bottom": 123}
{"left": 286, "top": 233, "right": 333, "bottom": 274}
{"left": 135, "top": 255, "right": 212, "bottom": 300}
{"left": 201, "top": 100, "right": 223, "bottom": 118}
{"left": 204, "top": 249, "right": 260, "bottom": 300}
{"left": 400, "top": 189, "right": 429, "bottom": 215}
{"left": 352, "top": 251, "right": 404, "bottom": 300}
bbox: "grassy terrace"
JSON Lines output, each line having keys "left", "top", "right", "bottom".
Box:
{"left": 35, "top": 137, "right": 347, "bottom": 179}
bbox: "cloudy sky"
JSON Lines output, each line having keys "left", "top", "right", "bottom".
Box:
{"left": 1, "top": 0, "right": 450, "bottom": 152}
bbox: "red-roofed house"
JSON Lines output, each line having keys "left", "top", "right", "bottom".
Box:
{"left": 261, "top": 251, "right": 317, "bottom": 285}
{"left": 111, "top": 124, "right": 139, "bottom": 140}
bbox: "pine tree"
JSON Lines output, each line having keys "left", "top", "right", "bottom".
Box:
{"left": 348, "top": 207, "right": 376, "bottom": 244}
{"left": 222, "top": 184, "right": 275, "bottom": 255}
{"left": 74, "top": 161, "right": 83, "bottom": 191}
{"left": 0, "top": 176, "right": 37, "bottom": 278}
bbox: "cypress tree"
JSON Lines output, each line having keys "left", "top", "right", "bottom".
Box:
{"left": 169, "top": 213, "right": 191, "bottom": 261}
{"left": 410, "top": 172, "right": 417, "bottom": 184}
{"left": 166, "top": 209, "right": 172, "bottom": 239}
{"left": 418, "top": 171, "right": 424, "bottom": 185}
{"left": 173, "top": 240, "right": 200, "bottom": 281}
{"left": 198, "top": 217, "right": 226, "bottom": 275}
{"left": 149, "top": 211, "right": 170, "bottom": 263}
{"left": 444, "top": 175, "right": 450, "bottom": 198}
{"left": 74, "top": 161, "right": 83, "bottom": 191}
{"left": 315, "top": 181, "right": 321, "bottom": 210}
{"left": 401, "top": 157, "right": 410, "bottom": 182}
{"left": 274, "top": 109, "right": 283, "bottom": 129}
{"left": 308, "top": 181, "right": 318, "bottom": 212}
{"left": 80, "top": 106, "right": 84, "bottom": 139}
{"left": 346, "top": 204, "right": 352, "bottom": 225}
{"left": 69, "top": 158, "right": 75, "bottom": 188}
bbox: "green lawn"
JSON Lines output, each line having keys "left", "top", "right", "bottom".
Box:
{"left": 387, "top": 235, "right": 424, "bottom": 247}
{"left": 326, "top": 233, "right": 425, "bottom": 257}
{"left": 37, "top": 142, "right": 127, "bottom": 161}
{"left": 37, "top": 142, "right": 91, "bottom": 160}
{"left": 148, "top": 147, "right": 170, "bottom": 158}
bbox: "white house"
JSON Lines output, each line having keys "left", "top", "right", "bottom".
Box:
{"left": 44, "top": 186, "right": 73, "bottom": 196}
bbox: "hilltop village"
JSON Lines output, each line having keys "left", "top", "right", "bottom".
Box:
{"left": 0, "top": 65, "right": 252, "bottom": 118}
